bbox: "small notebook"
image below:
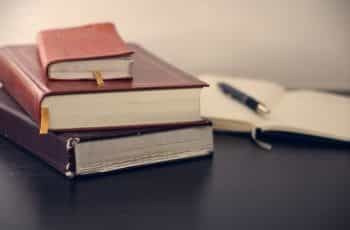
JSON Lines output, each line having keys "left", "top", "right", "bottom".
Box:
{"left": 37, "top": 22, "right": 133, "bottom": 80}
{"left": 199, "top": 74, "right": 350, "bottom": 149}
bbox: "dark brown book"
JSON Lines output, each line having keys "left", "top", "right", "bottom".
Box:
{"left": 0, "top": 85, "right": 213, "bottom": 178}
{"left": 0, "top": 44, "right": 207, "bottom": 132}
{"left": 37, "top": 22, "right": 134, "bottom": 80}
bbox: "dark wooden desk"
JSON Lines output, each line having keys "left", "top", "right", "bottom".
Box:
{"left": 0, "top": 132, "right": 349, "bottom": 230}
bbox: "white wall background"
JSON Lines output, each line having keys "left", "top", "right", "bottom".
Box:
{"left": 1, "top": 0, "right": 349, "bottom": 90}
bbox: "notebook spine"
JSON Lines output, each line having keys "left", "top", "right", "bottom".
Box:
{"left": 0, "top": 50, "right": 43, "bottom": 123}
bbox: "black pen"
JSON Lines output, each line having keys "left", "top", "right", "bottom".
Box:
{"left": 217, "top": 82, "right": 270, "bottom": 115}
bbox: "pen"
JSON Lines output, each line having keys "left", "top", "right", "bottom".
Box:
{"left": 217, "top": 82, "right": 270, "bottom": 115}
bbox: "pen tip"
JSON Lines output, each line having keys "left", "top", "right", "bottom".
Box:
{"left": 257, "top": 104, "right": 270, "bottom": 114}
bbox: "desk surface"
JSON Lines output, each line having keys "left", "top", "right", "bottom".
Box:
{"left": 0, "top": 132, "right": 349, "bottom": 230}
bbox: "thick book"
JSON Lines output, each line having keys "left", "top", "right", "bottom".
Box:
{"left": 199, "top": 74, "right": 350, "bottom": 149}
{"left": 0, "top": 44, "right": 207, "bottom": 132}
{"left": 0, "top": 85, "right": 213, "bottom": 178}
{"left": 37, "top": 22, "right": 133, "bottom": 80}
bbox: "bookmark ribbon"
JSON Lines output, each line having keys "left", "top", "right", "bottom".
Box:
{"left": 39, "top": 107, "right": 49, "bottom": 135}
{"left": 93, "top": 71, "right": 104, "bottom": 87}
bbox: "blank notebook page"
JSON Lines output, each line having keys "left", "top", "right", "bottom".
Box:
{"left": 261, "top": 90, "right": 350, "bottom": 141}
{"left": 199, "top": 75, "right": 350, "bottom": 141}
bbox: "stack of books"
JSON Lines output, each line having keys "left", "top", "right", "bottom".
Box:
{"left": 0, "top": 22, "right": 213, "bottom": 178}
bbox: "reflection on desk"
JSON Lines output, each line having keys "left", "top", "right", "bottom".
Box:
{"left": 0, "top": 133, "right": 349, "bottom": 230}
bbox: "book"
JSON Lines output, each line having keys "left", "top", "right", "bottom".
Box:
{"left": 0, "top": 44, "right": 207, "bottom": 133}
{"left": 199, "top": 74, "right": 350, "bottom": 148}
{"left": 37, "top": 22, "right": 133, "bottom": 80}
{"left": 0, "top": 85, "right": 213, "bottom": 178}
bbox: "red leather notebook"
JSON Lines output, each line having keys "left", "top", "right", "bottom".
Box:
{"left": 37, "top": 22, "right": 133, "bottom": 80}
{"left": 0, "top": 44, "right": 208, "bottom": 132}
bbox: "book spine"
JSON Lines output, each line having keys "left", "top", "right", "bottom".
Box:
{"left": 0, "top": 95, "right": 71, "bottom": 176}
{"left": 0, "top": 49, "right": 43, "bottom": 124}
{"left": 36, "top": 32, "right": 50, "bottom": 76}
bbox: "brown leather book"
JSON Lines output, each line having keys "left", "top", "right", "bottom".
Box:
{"left": 37, "top": 22, "right": 134, "bottom": 80}
{"left": 0, "top": 86, "right": 213, "bottom": 178}
{"left": 0, "top": 44, "right": 207, "bottom": 132}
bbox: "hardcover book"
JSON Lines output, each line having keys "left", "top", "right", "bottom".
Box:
{"left": 0, "top": 44, "right": 207, "bottom": 133}
{"left": 37, "top": 22, "right": 134, "bottom": 80}
{"left": 0, "top": 85, "right": 213, "bottom": 178}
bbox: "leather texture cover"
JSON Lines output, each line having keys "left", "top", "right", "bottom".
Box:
{"left": 0, "top": 86, "right": 211, "bottom": 177}
{"left": 0, "top": 43, "right": 207, "bottom": 126}
{"left": 37, "top": 22, "right": 133, "bottom": 75}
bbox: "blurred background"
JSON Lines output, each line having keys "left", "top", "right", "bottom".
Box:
{"left": 1, "top": 0, "right": 349, "bottom": 90}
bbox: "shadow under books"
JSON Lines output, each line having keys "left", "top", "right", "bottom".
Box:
{"left": 0, "top": 135, "right": 214, "bottom": 228}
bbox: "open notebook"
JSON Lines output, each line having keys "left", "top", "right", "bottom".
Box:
{"left": 199, "top": 75, "right": 350, "bottom": 149}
